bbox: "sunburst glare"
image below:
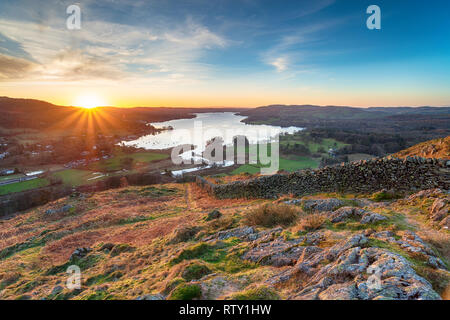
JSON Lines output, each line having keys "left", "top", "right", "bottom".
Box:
{"left": 74, "top": 94, "right": 107, "bottom": 109}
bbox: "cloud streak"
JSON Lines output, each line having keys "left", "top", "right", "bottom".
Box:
{"left": 0, "top": 2, "right": 231, "bottom": 84}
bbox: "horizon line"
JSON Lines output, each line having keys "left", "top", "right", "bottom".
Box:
{"left": 1, "top": 96, "right": 450, "bottom": 110}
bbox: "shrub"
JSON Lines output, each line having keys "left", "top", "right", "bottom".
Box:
{"left": 206, "top": 216, "right": 237, "bottom": 232}
{"left": 205, "top": 210, "right": 222, "bottom": 221}
{"left": 231, "top": 286, "right": 280, "bottom": 300}
{"left": 169, "top": 226, "right": 201, "bottom": 244}
{"left": 243, "top": 204, "right": 299, "bottom": 228}
{"left": 110, "top": 244, "right": 135, "bottom": 257}
{"left": 170, "top": 243, "right": 212, "bottom": 264}
{"left": 162, "top": 278, "right": 185, "bottom": 295}
{"left": 294, "top": 214, "right": 326, "bottom": 232}
{"left": 181, "top": 262, "right": 211, "bottom": 281}
{"left": 168, "top": 284, "right": 202, "bottom": 300}
{"left": 371, "top": 190, "right": 402, "bottom": 202}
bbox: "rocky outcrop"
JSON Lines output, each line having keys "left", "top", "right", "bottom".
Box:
{"left": 236, "top": 229, "right": 447, "bottom": 300}
{"left": 372, "top": 230, "right": 447, "bottom": 269}
{"left": 196, "top": 157, "right": 449, "bottom": 199}
{"left": 328, "top": 207, "right": 387, "bottom": 224}
{"left": 430, "top": 198, "right": 448, "bottom": 222}
{"left": 407, "top": 188, "right": 449, "bottom": 228}
{"left": 203, "top": 226, "right": 283, "bottom": 242}
{"left": 302, "top": 199, "right": 344, "bottom": 212}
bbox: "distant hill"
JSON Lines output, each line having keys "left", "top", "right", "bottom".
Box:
{"left": 394, "top": 136, "right": 450, "bottom": 159}
{"left": 239, "top": 104, "right": 450, "bottom": 146}
{"left": 239, "top": 104, "right": 450, "bottom": 124}
{"left": 0, "top": 96, "right": 247, "bottom": 135}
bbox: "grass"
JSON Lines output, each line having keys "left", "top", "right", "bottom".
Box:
{"left": 51, "top": 169, "right": 102, "bottom": 187}
{"left": 120, "top": 186, "right": 179, "bottom": 198}
{"left": 181, "top": 262, "right": 211, "bottom": 281}
{"left": 0, "top": 180, "right": 447, "bottom": 300}
{"left": 170, "top": 240, "right": 256, "bottom": 274}
{"left": 89, "top": 152, "right": 168, "bottom": 172}
{"left": 231, "top": 286, "right": 280, "bottom": 300}
{"left": 280, "top": 136, "right": 347, "bottom": 154}
{"left": 371, "top": 190, "right": 403, "bottom": 202}
{"left": 0, "top": 178, "right": 50, "bottom": 195}
{"left": 168, "top": 283, "right": 202, "bottom": 300}
{"left": 231, "top": 156, "right": 318, "bottom": 175}
{"left": 46, "top": 254, "right": 104, "bottom": 276}
{"left": 294, "top": 214, "right": 327, "bottom": 232}
{"left": 243, "top": 203, "right": 299, "bottom": 228}
{"left": 324, "top": 211, "right": 413, "bottom": 233}
{"left": 170, "top": 243, "right": 219, "bottom": 265}
{"left": 0, "top": 174, "right": 24, "bottom": 182}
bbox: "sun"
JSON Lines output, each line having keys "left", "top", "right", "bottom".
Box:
{"left": 74, "top": 94, "right": 107, "bottom": 109}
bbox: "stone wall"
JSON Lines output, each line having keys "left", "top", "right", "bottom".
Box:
{"left": 196, "top": 157, "right": 450, "bottom": 199}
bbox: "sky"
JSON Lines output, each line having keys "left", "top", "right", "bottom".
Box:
{"left": 0, "top": 0, "right": 449, "bottom": 108}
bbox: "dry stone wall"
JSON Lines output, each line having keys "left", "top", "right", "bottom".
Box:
{"left": 196, "top": 157, "right": 450, "bottom": 199}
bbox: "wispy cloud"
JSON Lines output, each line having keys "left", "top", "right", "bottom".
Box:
{"left": 262, "top": 17, "right": 345, "bottom": 74}
{"left": 0, "top": 3, "right": 231, "bottom": 84}
{"left": 269, "top": 57, "right": 288, "bottom": 72}
{"left": 0, "top": 53, "right": 37, "bottom": 80}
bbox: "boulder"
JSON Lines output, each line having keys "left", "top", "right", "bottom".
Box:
{"left": 242, "top": 238, "right": 319, "bottom": 267}
{"left": 70, "top": 247, "right": 91, "bottom": 260}
{"left": 302, "top": 199, "right": 344, "bottom": 212}
{"left": 206, "top": 210, "right": 222, "bottom": 221}
{"left": 328, "top": 207, "right": 387, "bottom": 224}
{"left": 318, "top": 283, "right": 358, "bottom": 300}
{"left": 169, "top": 226, "right": 201, "bottom": 244}
{"left": 203, "top": 226, "right": 256, "bottom": 241}
{"left": 328, "top": 207, "right": 365, "bottom": 223}
{"left": 360, "top": 212, "right": 387, "bottom": 224}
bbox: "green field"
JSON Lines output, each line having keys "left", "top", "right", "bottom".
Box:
{"left": 0, "top": 178, "right": 50, "bottom": 195}
{"left": 89, "top": 152, "right": 169, "bottom": 172}
{"left": 0, "top": 174, "right": 24, "bottom": 182}
{"left": 231, "top": 156, "right": 318, "bottom": 175}
{"left": 280, "top": 136, "right": 348, "bottom": 153}
{"left": 51, "top": 169, "right": 106, "bottom": 187}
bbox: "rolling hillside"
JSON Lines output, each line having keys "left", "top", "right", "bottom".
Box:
{"left": 394, "top": 136, "right": 450, "bottom": 159}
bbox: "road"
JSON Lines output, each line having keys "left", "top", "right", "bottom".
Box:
{"left": 0, "top": 175, "right": 38, "bottom": 186}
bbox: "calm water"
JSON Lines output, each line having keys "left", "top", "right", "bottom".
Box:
{"left": 123, "top": 112, "right": 303, "bottom": 152}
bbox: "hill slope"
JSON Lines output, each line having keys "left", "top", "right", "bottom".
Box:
{"left": 0, "top": 183, "right": 448, "bottom": 300}
{"left": 394, "top": 136, "right": 450, "bottom": 159}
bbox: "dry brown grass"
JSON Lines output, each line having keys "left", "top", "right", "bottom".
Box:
{"left": 443, "top": 284, "right": 450, "bottom": 300}
{"left": 189, "top": 183, "right": 262, "bottom": 210}
{"left": 243, "top": 203, "right": 299, "bottom": 228}
{"left": 294, "top": 213, "right": 327, "bottom": 233}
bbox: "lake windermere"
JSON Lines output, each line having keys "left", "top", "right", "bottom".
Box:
{"left": 123, "top": 112, "right": 302, "bottom": 151}
{"left": 122, "top": 112, "right": 303, "bottom": 175}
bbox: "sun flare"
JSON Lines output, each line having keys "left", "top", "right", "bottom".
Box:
{"left": 74, "top": 94, "right": 107, "bottom": 109}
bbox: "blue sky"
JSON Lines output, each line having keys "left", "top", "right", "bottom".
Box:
{"left": 0, "top": 0, "right": 449, "bottom": 107}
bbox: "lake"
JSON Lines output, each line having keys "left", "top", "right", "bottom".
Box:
{"left": 122, "top": 112, "right": 303, "bottom": 174}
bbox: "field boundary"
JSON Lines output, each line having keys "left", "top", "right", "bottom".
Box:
{"left": 196, "top": 156, "right": 450, "bottom": 199}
